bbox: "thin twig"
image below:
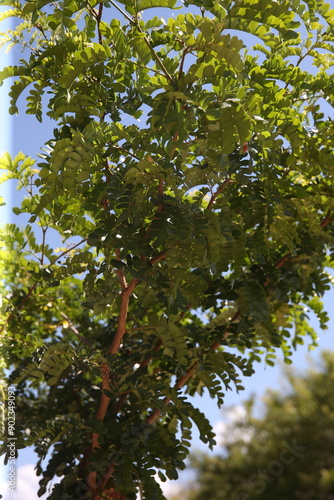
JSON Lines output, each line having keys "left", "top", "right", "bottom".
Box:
{"left": 132, "top": 59, "right": 171, "bottom": 80}
{"left": 108, "top": 0, "right": 173, "bottom": 83}
{"left": 40, "top": 226, "right": 47, "bottom": 266}
{"left": 142, "top": 34, "right": 174, "bottom": 83}
{"left": 49, "top": 238, "right": 88, "bottom": 266}
{"left": 111, "top": 144, "right": 140, "bottom": 161}
{"left": 60, "top": 312, "right": 95, "bottom": 350}
{"left": 96, "top": 2, "right": 104, "bottom": 45}
{"left": 178, "top": 47, "right": 189, "bottom": 79}
{"left": 109, "top": 0, "right": 134, "bottom": 24}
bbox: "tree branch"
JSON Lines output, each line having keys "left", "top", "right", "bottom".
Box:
{"left": 146, "top": 308, "right": 241, "bottom": 425}
{"left": 320, "top": 208, "right": 334, "bottom": 228}
{"left": 96, "top": 2, "right": 104, "bottom": 45}
{"left": 87, "top": 273, "right": 139, "bottom": 494}
{"left": 275, "top": 254, "right": 291, "bottom": 269}
{"left": 108, "top": 0, "right": 134, "bottom": 24}
{"left": 87, "top": 361, "right": 112, "bottom": 492}
{"left": 108, "top": 0, "right": 173, "bottom": 83}
{"left": 206, "top": 178, "right": 233, "bottom": 211}
{"left": 150, "top": 251, "right": 167, "bottom": 266}
{"left": 49, "top": 238, "right": 88, "bottom": 266}
{"left": 87, "top": 2, "right": 104, "bottom": 44}
{"left": 142, "top": 34, "right": 174, "bottom": 83}
{"left": 115, "top": 248, "right": 128, "bottom": 290}
{"left": 158, "top": 178, "right": 164, "bottom": 198}
{"left": 60, "top": 312, "right": 95, "bottom": 350}
{"left": 178, "top": 47, "right": 189, "bottom": 79}
{"left": 110, "top": 278, "right": 139, "bottom": 355}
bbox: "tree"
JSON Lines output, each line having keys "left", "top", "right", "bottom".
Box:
{"left": 180, "top": 351, "right": 334, "bottom": 500}
{"left": 0, "top": 0, "right": 334, "bottom": 498}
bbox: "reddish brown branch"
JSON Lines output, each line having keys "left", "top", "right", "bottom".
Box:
{"left": 87, "top": 273, "right": 139, "bottom": 494}
{"left": 87, "top": 362, "right": 112, "bottom": 492}
{"left": 110, "top": 278, "right": 139, "bottom": 355}
{"left": 158, "top": 178, "right": 164, "bottom": 198}
{"left": 115, "top": 248, "right": 127, "bottom": 290}
{"left": 99, "top": 463, "right": 116, "bottom": 492}
{"left": 320, "top": 209, "right": 334, "bottom": 228}
{"left": 174, "top": 362, "right": 200, "bottom": 389}
{"left": 206, "top": 178, "right": 233, "bottom": 211}
{"left": 146, "top": 405, "right": 165, "bottom": 425}
{"left": 96, "top": 363, "right": 112, "bottom": 420}
{"left": 146, "top": 358, "right": 202, "bottom": 425}
{"left": 114, "top": 392, "right": 130, "bottom": 414}
{"left": 150, "top": 251, "right": 167, "bottom": 265}
{"left": 146, "top": 309, "right": 240, "bottom": 426}
{"left": 275, "top": 253, "right": 291, "bottom": 269}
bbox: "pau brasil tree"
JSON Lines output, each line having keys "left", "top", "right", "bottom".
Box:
{"left": 0, "top": 0, "right": 334, "bottom": 498}
{"left": 180, "top": 351, "right": 334, "bottom": 500}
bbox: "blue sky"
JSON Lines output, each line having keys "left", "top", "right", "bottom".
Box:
{"left": 1, "top": 2, "right": 334, "bottom": 498}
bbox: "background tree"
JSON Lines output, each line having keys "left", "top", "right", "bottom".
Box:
{"left": 180, "top": 351, "right": 334, "bottom": 500}
{"left": 0, "top": 0, "right": 334, "bottom": 499}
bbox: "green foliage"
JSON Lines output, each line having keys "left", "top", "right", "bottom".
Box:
{"left": 182, "top": 351, "right": 334, "bottom": 500}
{"left": 1, "top": 0, "right": 334, "bottom": 498}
